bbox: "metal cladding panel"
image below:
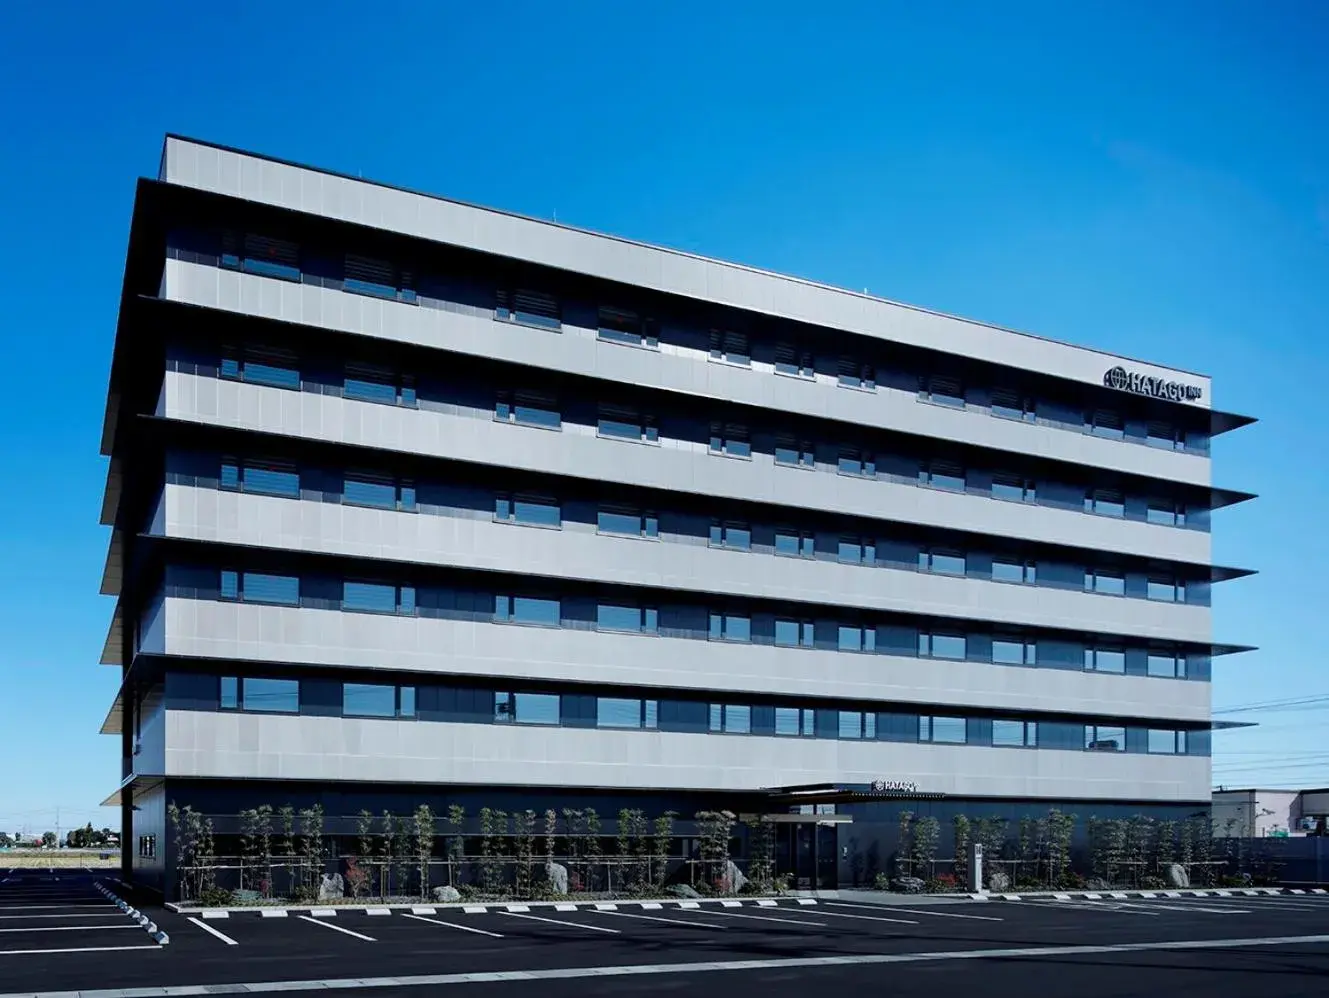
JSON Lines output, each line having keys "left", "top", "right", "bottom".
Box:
{"left": 159, "top": 483, "right": 1212, "bottom": 645}
{"left": 159, "top": 370, "right": 1214, "bottom": 567}
{"left": 151, "top": 597, "right": 1212, "bottom": 723}
{"left": 162, "top": 709, "right": 1212, "bottom": 802}
{"left": 160, "top": 137, "right": 1214, "bottom": 406}
{"left": 160, "top": 258, "right": 1212, "bottom": 487}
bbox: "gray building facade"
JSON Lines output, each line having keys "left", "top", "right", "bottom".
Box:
{"left": 100, "top": 136, "right": 1254, "bottom": 894}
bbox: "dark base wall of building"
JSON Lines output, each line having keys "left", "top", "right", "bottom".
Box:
{"left": 132, "top": 778, "right": 1211, "bottom": 898}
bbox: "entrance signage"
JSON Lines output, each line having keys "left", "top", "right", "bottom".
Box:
{"left": 870, "top": 780, "right": 920, "bottom": 793}
{"left": 1103, "top": 365, "right": 1203, "bottom": 403}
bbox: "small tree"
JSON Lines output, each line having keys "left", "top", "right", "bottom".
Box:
{"left": 297, "top": 805, "right": 324, "bottom": 899}
{"left": 912, "top": 816, "right": 940, "bottom": 881}
{"left": 513, "top": 810, "right": 536, "bottom": 899}
{"left": 356, "top": 810, "right": 376, "bottom": 896}
{"left": 278, "top": 805, "right": 296, "bottom": 896}
{"left": 379, "top": 811, "right": 398, "bottom": 898}
{"left": 448, "top": 805, "right": 466, "bottom": 887}
{"left": 616, "top": 809, "right": 634, "bottom": 893}
{"left": 652, "top": 811, "right": 676, "bottom": 890}
{"left": 952, "top": 814, "right": 972, "bottom": 884}
{"left": 1017, "top": 816, "right": 1034, "bottom": 886}
{"left": 413, "top": 805, "right": 435, "bottom": 899}
{"left": 746, "top": 816, "right": 776, "bottom": 893}
{"left": 895, "top": 810, "right": 915, "bottom": 878}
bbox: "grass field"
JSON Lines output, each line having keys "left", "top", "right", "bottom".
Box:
{"left": 1, "top": 851, "right": 118, "bottom": 869}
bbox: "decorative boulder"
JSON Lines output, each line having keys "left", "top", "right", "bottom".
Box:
{"left": 890, "top": 876, "right": 927, "bottom": 894}
{"left": 432, "top": 885, "right": 461, "bottom": 903}
{"left": 666, "top": 883, "right": 701, "bottom": 899}
{"left": 318, "top": 873, "right": 344, "bottom": 900}
{"left": 545, "top": 861, "right": 569, "bottom": 895}
{"left": 987, "top": 870, "right": 1010, "bottom": 892}
{"left": 1166, "top": 863, "right": 1190, "bottom": 888}
{"left": 722, "top": 860, "right": 748, "bottom": 894}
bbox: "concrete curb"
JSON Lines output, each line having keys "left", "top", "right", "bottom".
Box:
{"left": 97, "top": 880, "right": 169, "bottom": 944}
{"left": 964, "top": 887, "right": 1320, "bottom": 901}
{"left": 167, "top": 896, "right": 819, "bottom": 917}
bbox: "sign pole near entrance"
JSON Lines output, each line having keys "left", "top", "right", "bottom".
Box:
{"left": 967, "top": 842, "right": 985, "bottom": 894}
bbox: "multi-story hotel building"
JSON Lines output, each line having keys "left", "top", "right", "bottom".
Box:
{"left": 100, "top": 136, "right": 1254, "bottom": 895}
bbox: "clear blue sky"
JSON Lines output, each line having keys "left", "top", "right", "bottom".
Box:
{"left": 1, "top": 0, "right": 1325, "bottom": 835}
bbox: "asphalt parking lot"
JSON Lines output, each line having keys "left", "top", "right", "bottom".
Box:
{"left": 3, "top": 874, "right": 1329, "bottom": 998}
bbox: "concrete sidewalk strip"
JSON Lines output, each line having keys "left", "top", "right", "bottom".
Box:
{"left": 400, "top": 913, "right": 504, "bottom": 938}
{"left": 499, "top": 911, "right": 622, "bottom": 934}
{"left": 296, "top": 915, "right": 375, "bottom": 941}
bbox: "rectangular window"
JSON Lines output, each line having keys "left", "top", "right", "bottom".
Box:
{"left": 991, "top": 389, "right": 1035, "bottom": 422}
{"left": 774, "top": 528, "right": 815, "bottom": 558}
{"left": 222, "top": 233, "right": 301, "bottom": 281}
{"left": 241, "top": 678, "right": 299, "bottom": 714}
{"left": 1086, "top": 408, "right": 1125, "bottom": 440}
{"left": 237, "top": 571, "right": 299, "bottom": 606}
{"left": 839, "top": 711, "right": 867, "bottom": 739}
{"left": 837, "top": 358, "right": 876, "bottom": 390}
{"left": 232, "top": 461, "right": 300, "bottom": 498}
{"left": 709, "top": 329, "right": 750, "bottom": 365}
{"left": 598, "top": 307, "right": 658, "bottom": 348}
{"left": 598, "top": 697, "right": 649, "bottom": 728}
{"left": 1148, "top": 729, "right": 1186, "bottom": 754}
{"left": 499, "top": 691, "right": 561, "bottom": 725}
{"left": 838, "top": 537, "right": 876, "bottom": 565}
{"left": 494, "top": 595, "right": 561, "bottom": 626}
{"left": 992, "top": 637, "right": 1036, "bottom": 666}
{"left": 919, "top": 632, "right": 967, "bottom": 660}
{"left": 774, "top": 344, "right": 815, "bottom": 378}
{"left": 837, "top": 447, "right": 876, "bottom": 478}
{"left": 222, "top": 346, "right": 301, "bottom": 389}
{"left": 709, "top": 521, "right": 752, "bottom": 550}
{"left": 924, "top": 375, "right": 965, "bottom": 407}
{"left": 774, "top": 619, "right": 814, "bottom": 648}
{"left": 919, "top": 549, "right": 966, "bottom": 575}
{"left": 708, "top": 611, "right": 751, "bottom": 642}
{"left": 1146, "top": 501, "right": 1187, "bottom": 527}
{"left": 1084, "top": 647, "right": 1126, "bottom": 674}
{"left": 1085, "top": 569, "right": 1126, "bottom": 596}
{"left": 343, "top": 581, "right": 413, "bottom": 614}
{"left": 775, "top": 706, "right": 814, "bottom": 736}
{"left": 992, "top": 719, "right": 1037, "bottom": 747}
{"left": 596, "top": 604, "right": 658, "bottom": 633}
{"left": 1147, "top": 578, "right": 1185, "bottom": 603}
{"left": 774, "top": 437, "right": 815, "bottom": 468}
{"left": 496, "top": 288, "right": 561, "bottom": 330}
{"left": 343, "top": 683, "right": 398, "bottom": 718}
{"left": 709, "top": 422, "right": 751, "bottom": 458}
{"left": 220, "top": 676, "right": 239, "bottom": 710}
{"left": 399, "top": 686, "right": 416, "bottom": 717}
{"left": 494, "top": 494, "right": 561, "bottom": 527}
{"left": 344, "top": 474, "right": 397, "bottom": 509}
{"left": 1085, "top": 489, "right": 1126, "bottom": 518}
{"left": 598, "top": 405, "right": 658, "bottom": 443}
{"left": 343, "top": 253, "right": 415, "bottom": 303}
{"left": 344, "top": 363, "right": 405, "bottom": 406}
{"left": 992, "top": 558, "right": 1036, "bottom": 584}
{"left": 921, "top": 461, "right": 966, "bottom": 492}
{"left": 837, "top": 625, "right": 876, "bottom": 653}
{"left": 1146, "top": 421, "right": 1184, "bottom": 451}
{"left": 709, "top": 704, "right": 752, "bottom": 733}
{"left": 1147, "top": 651, "right": 1186, "bottom": 679}
{"left": 596, "top": 507, "right": 658, "bottom": 538}
{"left": 1085, "top": 725, "right": 1126, "bottom": 752}
{"left": 920, "top": 715, "right": 967, "bottom": 743}
{"left": 494, "top": 390, "right": 561, "bottom": 429}
{"left": 992, "top": 473, "right": 1036, "bottom": 503}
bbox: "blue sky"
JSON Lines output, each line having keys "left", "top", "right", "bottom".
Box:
{"left": 1, "top": 1, "right": 1325, "bottom": 834}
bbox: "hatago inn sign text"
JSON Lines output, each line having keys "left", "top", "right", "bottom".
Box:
{"left": 1103, "top": 365, "right": 1203, "bottom": 403}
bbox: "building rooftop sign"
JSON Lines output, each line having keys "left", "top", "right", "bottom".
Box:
{"left": 1103, "top": 365, "right": 1203, "bottom": 403}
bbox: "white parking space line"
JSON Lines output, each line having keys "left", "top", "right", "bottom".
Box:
{"left": 1113, "top": 901, "right": 1251, "bottom": 915}
{"left": 0, "top": 943, "right": 163, "bottom": 957}
{"left": 691, "top": 909, "right": 829, "bottom": 927}
{"left": 798, "top": 908, "right": 919, "bottom": 926}
{"left": 828, "top": 901, "right": 1003, "bottom": 922}
{"left": 1199, "top": 899, "right": 1329, "bottom": 912}
{"left": 188, "top": 916, "right": 239, "bottom": 946}
{"left": 0, "top": 924, "right": 140, "bottom": 934}
{"left": 499, "top": 911, "right": 621, "bottom": 934}
{"left": 401, "top": 914, "right": 505, "bottom": 938}
{"left": 0, "top": 904, "right": 115, "bottom": 912}
{"left": 1031, "top": 900, "right": 1161, "bottom": 916}
{"left": 296, "top": 915, "right": 376, "bottom": 942}
{"left": 593, "top": 909, "right": 728, "bottom": 930}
